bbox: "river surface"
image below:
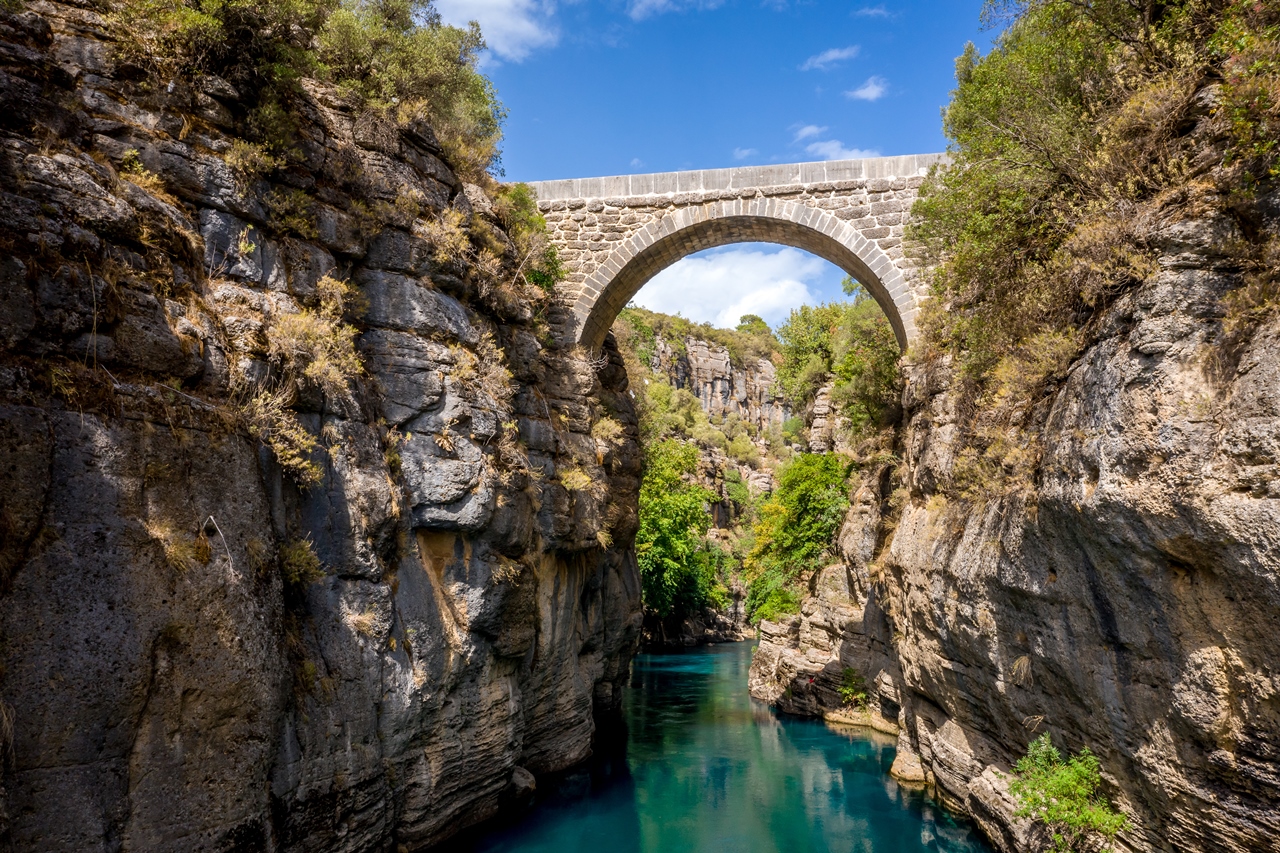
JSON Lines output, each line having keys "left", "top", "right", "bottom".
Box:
{"left": 453, "top": 641, "right": 994, "bottom": 853}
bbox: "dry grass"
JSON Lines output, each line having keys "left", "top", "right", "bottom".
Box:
{"left": 420, "top": 209, "right": 470, "bottom": 266}
{"left": 1011, "top": 655, "right": 1034, "bottom": 687}
{"left": 558, "top": 466, "right": 593, "bottom": 492}
{"left": 280, "top": 538, "right": 325, "bottom": 588}
{"left": 349, "top": 609, "right": 378, "bottom": 637}
{"left": 145, "top": 520, "right": 207, "bottom": 573}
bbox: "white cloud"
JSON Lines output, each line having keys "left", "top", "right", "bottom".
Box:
{"left": 633, "top": 246, "right": 830, "bottom": 329}
{"left": 630, "top": 157, "right": 645, "bottom": 168}
{"left": 434, "top": 0, "right": 559, "bottom": 62}
{"left": 854, "top": 4, "right": 890, "bottom": 16}
{"left": 792, "top": 124, "right": 827, "bottom": 142}
{"left": 846, "top": 75, "right": 889, "bottom": 101}
{"left": 732, "top": 147, "right": 758, "bottom": 160}
{"left": 627, "top": 0, "right": 723, "bottom": 21}
{"left": 799, "top": 45, "right": 860, "bottom": 72}
{"left": 805, "top": 139, "right": 880, "bottom": 160}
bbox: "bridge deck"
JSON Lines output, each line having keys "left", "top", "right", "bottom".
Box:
{"left": 526, "top": 153, "right": 948, "bottom": 202}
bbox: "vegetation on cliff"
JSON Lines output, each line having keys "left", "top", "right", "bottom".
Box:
{"left": 1010, "top": 734, "right": 1130, "bottom": 852}
{"left": 634, "top": 439, "right": 731, "bottom": 619}
{"left": 614, "top": 291, "right": 898, "bottom": 626}
{"left": 112, "top": 0, "right": 504, "bottom": 178}
{"left": 913, "top": 0, "right": 1279, "bottom": 498}
{"left": 774, "top": 279, "right": 902, "bottom": 438}
{"left": 743, "top": 453, "right": 851, "bottom": 623}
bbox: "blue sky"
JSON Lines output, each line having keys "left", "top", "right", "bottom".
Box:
{"left": 435, "top": 0, "right": 994, "bottom": 328}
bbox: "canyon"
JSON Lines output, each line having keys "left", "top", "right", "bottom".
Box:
{"left": 0, "top": 2, "right": 1277, "bottom": 852}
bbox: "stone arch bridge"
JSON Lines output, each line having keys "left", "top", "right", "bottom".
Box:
{"left": 527, "top": 153, "right": 947, "bottom": 351}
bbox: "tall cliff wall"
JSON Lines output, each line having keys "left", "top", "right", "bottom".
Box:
{"left": 0, "top": 3, "right": 642, "bottom": 850}
{"left": 750, "top": 195, "right": 1280, "bottom": 851}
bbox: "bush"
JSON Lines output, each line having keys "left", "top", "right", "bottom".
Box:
{"left": 838, "top": 667, "right": 868, "bottom": 709}
{"left": 912, "top": 0, "right": 1280, "bottom": 395}
{"left": 113, "top": 0, "right": 505, "bottom": 179}
{"left": 744, "top": 453, "right": 851, "bottom": 623}
{"left": 1010, "top": 734, "right": 1130, "bottom": 852}
{"left": 635, "top": 439, "right": 723, "bottom": 618}
{"left": 241, "top": 275, "right": 363, "bottom": 486}
{"left": 493, "top": 183, "right": 565, "bottom": 291}
{"left": 280, "top": 538, "right": 325, "bottom": 589}
{"left": 775, "top": 284, "right": 901, "bottom": 437}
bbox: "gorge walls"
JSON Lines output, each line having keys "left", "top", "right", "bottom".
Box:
{"left": 750, "top": 196, "right": 1280, "bottom": 852}
{"left": 0, "top": 2, "right": 642, "bottom": 849}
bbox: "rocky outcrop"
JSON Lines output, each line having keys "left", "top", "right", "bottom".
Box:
{"left": 751, "top": 199, "right": 1280, "bottom": 850}
{"left": 0, "top": 3, "right": 641, "bottom": 850}
{"left": 650, "top": 336, "right": 787, "bottom": 437}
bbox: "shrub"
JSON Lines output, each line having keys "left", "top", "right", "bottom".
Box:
{"left": 723, "top": 469, "right": 753, "bottom": 518}
{"left": 112, "top": 0, "right": 505, "bottom": 179}
{"left": 775, "top": 285, "right": 901, "bottom": 437}
{"left": 225, "top": 139, "right": 282, "bottom": 183}
{"left": 912, "top": 0, "right": 1279, "bottom": 400}
{"left": 838, "top": 667, "right": 868, "bottom": 709}
{"left": 493, "top": 183, "right": 565, "bottom": 291}
{"left": 744, "top": 453, "right": 850, "bottom": 623}
{"left": 264, "top": 187, "right": 318, "bottom": 239}
{"left": 317, "top": 0, "right": 503, "bottom": 179}
{"left": 1010, "top": 734, "right": 1130, "bottom": 852}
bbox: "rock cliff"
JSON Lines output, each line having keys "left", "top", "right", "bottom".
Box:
{"left": 0, "top": 2, "right": 641, "bottom": 850}
{"left": 750, "top": 199, "right": 1280, "bottom": 848}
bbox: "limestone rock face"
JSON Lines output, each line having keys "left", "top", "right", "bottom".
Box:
{"left": 0, "top": 3, "right": 642, "bottom": 850}
{"left": 750, "top": 201, "right": 1280, "bottom": 849}
{"left": 650, "top": 337, "right": 788, "bottom": 435}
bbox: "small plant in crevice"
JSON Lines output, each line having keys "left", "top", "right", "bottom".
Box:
{"left": 1009, "top": 733, "right": 1130, "bottom": 853}
{"left": 145, "top": 520, "right": 210, "bottom": 574}
{"left": 279, "top": 537, "right": 325, "bottom": 591}
{"left": 838, "top": 667, "right": 869, "bottom": 710}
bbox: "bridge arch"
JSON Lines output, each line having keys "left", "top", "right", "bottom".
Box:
{"left": 570, "top": 199, "right": 913, "bottom": 351}
{"left": 529, "top": 153, "right": 946, "bottom": 353}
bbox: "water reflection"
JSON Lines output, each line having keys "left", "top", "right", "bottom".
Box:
{"left": 448, "top": 642, "right": 992, "bottom": 853}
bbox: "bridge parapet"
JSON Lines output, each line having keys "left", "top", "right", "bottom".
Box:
{"left": 528, "top": 153, "right": 948, "bottom": 351}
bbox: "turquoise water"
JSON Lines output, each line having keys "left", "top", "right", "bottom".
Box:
{"left": 453, "top": 642, "right": 993, "bottom": 853}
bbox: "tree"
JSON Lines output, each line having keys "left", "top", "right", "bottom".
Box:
{"left": 635, "top": 439, "right": 722, "bottom": 618}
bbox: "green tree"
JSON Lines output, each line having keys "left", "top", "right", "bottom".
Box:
{"left": 775, "top": 293, "right": 901, "bottom": 438}
{"left": 1010, "top": 734, "right": 1130, "bottom": 852}
{"left": 635, "top": 439, "right": 722, "bottom": 618}
{"left": 744, "top": 453, "right": 851, "bottom": 622}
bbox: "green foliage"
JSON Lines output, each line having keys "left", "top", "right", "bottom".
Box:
{"left": 723, "top": 469, "right": 753, "bottom": 519}
{"left": 635, "top": 439, "right": 723, "bottom": 618}
{"left": 838, "top": 667, "right": 868, "bottom": 709}
{"left": 913, "top": 0, "right": 1279, "bottom": 395}
{"left": 264, "top": 187, "right": 318, "bottom": 238}
{"left": 1211, "top": 1, "right": 1280, "bottom": 183}
{"left": 775, "top": 291, "right": 901, "bottom": 439}
{"left": 113, "top": 0, "right": 504, "bottom": 178}
{"left": 745, "top": 453, "right": 851, "bottom": 623}
{"left": 493, "top": 182, "right": 565, "bottom": 291}
{"left": 615, "top": 305, "right": 780, "bottom": 370}
{"left": 1010, "top": 734, "right": 1130, "bottom": 852}
{"left": 775, "top": 302, "right": 845, "bottom": 405}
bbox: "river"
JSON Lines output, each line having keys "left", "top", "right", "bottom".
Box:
{"left": 451, "top": 641, "right": 994, "bottom": 853}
